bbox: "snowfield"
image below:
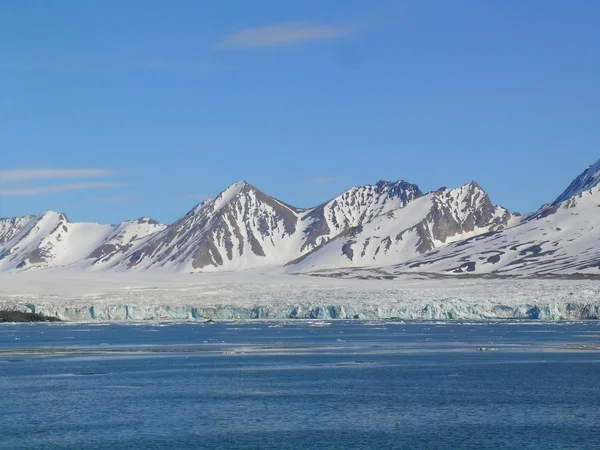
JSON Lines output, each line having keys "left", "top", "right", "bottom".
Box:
{"left": 1, "top": 271, "right": 599, "bottom": 322}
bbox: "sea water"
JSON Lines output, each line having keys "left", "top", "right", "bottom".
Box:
{"left": 1, "top": 321, "right": 599, "bottom": 449}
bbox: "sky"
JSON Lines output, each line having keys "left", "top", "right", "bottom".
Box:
{"left": 1, "top": 0, "right": 599, "bottom": 224}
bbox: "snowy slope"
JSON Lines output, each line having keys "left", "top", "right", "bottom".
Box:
{"left": 84, "top": 218, "right": 166, "bottom": 269}
{"left": 0, "top": 212, "right": 112, "bottom": 271}
{"left": 0, "top": 213, "right": 164, "bottom": 272}
{"left": 386, "top": 167, "right": 600, "bottom": 276}
{"left": 288, "top": 182, "right": 516, "bottom": 271}
{"left": 0, "top": 216, "right": 36, "bottom": 246}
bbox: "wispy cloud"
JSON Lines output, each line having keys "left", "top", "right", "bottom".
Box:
{"left": 0, "top": 182, "right": 128, "bottom": 197}
{"left": 217, "top": 22, "right": 350, "bottom": 49}
{"left": 0, "top": 168, "right": 114, "bottom": 183}
{"left": 308, "top": 177, "right": 336, "bottom": 185}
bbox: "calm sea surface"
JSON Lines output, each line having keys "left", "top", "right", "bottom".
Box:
{"left": 1, "top": 320, "right": 600, "bottom": 449}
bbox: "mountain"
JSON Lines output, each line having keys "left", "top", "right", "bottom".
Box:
{"left": 0, "top": 212, "right": 164, "bottom": 271}
{"left": 3, "top": 158, "right": 600, "bottom": 277}
{"left": 114, "top": 180, "right": 423, "bottom": 271}
{"left": 116, "top": 181, "right": 303, "bottom": 271}
{"left": 287, "top": 182, "right": 517, "bottom": 271}
{"left": 300, "top": 180, "right": 422, "bottom": 252}
{"left": 85, "top": 218, "right": 166, "bottom": 268}
{"left": 383, "top": 163, "right": 600, "bottom": 277}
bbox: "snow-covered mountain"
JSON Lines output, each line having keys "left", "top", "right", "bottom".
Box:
{"left": 287, "top": 182, "right": 517, "bottom": 271}
{"left": 300, "top": 180, "right": 422, "bottom": 252}
{"left": 116, "top": 181, "right": 303, "bottom": 271}
{"left": 113, "top": 179, "right": 423, "bottom": 271}
{"left": 85, "top": 218, "right": 166, "bottom": 269}
{"left": 3, "top": 158, "right": 600, "bottom": 277}
{"left": 0, "top": 179, "right": 426, "bottom": 272}
{"left": 382, "top": 162, "right": 600, "bottom": 277}
{"left": 0, "top": 212, "right": 164, "bottom": 271}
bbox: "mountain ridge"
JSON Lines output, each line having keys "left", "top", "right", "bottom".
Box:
{"left": 1, "top": 159, "right": 599, "bottom": 276}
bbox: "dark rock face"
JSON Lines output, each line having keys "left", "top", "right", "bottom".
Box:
{"left": 88, "top": 243, "right": 119, "bottom": 260}
{"left": 301, "top": 210, "right": 332, "bottom": 252}
{"left": 413, "top": 222, "right": 436, "bottom": 254}
{"left": 0, "top": 311, "right": 61, "bottom": 322}
{"left": 427, "top": 183, "right": 510, "bottom": 245}
{"left": 374, "top": 180, "right": 423, "bottom": 204}
{"left": 428, "top": 203, "right": 464, "bottom": 243}
{"left": 341, "top": 241, "right": 355, "bottom": 260}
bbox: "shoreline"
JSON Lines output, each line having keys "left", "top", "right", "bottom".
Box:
{"left": 0, "top": 311, "right": 61, "bottom": 323}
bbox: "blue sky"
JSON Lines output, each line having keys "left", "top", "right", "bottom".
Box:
{"left": 1, "top": 0, "right": 599, "bottom": 224}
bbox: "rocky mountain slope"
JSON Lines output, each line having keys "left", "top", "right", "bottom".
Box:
{"left": 287, "top": 182, "right": 517, "bottom": 271}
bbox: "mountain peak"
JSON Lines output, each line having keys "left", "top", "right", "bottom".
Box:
{"left": 222, "top": 179, "right": 253, "bottom": 197}
{"left": 372, "top": 179, "right": 421, "bottom": 196}
{"left": 38, "top": 211, "right": 69, "bottom": 223}
{"left": 451, "top": 181, "right": 484, "bottom": 194}
{"left": 375, "top": 179, "right": 413, "bottom": 186}
{"left": 465, "top": 180, "right": 483, "bottom": 190}
{"left": 553, "top": 159, "right": 600, "bottom": 205}
{"left": 230, "top": 179, "right": 249, "bottom": 189}
{"left": 133, "top": 217, "right": 160, "bottom": 225}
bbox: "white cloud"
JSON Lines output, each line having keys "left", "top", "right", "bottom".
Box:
{"left": 0, "top": 169, "right": 114, "bottom": 183}
{"left": 217, "top": 22, "right": 349, "bottom": 49}
{"left": 0, "top": 182, "right": 128, "bottom": 197}
{"left": 309, "top": 177, "right": 336, "bottom": 185}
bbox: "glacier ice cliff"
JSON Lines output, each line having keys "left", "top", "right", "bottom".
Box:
{"left": 1, "top": 273, "right": 599, "bottom": 322}
{"left": 3, "top": 300, "right": 599, "bottom": 322}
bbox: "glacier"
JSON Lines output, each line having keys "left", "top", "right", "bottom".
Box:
{"left": 1, "top": 272, "right": 599, "bottom": 322}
